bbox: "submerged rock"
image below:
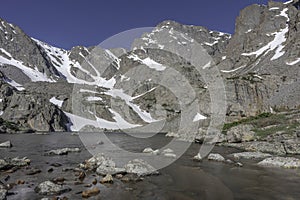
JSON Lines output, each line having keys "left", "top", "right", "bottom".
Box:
{"left": 163, "top": 153, "right": 177, "bottom": 158}
{"left": 230, "top": 152, "right": 272, "bottom": 160}
{"left": 124, "top": 159, "right": 158, "bottom": 176}
{"left": 82, "top": 187, "right": 100, "bottom": 198}
{"left": 34, "top": 181, "right": 71, "bottom": 195}
{"left": 162, "top": 148, "right": 174, "bottom": 154}
{"left": 0, "top": 141, "right": 12, "bottom": 148}
{"left": 258, "top": 157, "right": 300, "bottom": 168}
{"left": 45, "top": 148, "right": 81, "bottom": 155}
{"left": 207, "top": 153, "right": 225, "bottom": 162}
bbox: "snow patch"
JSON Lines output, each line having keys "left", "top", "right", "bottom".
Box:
{"left": 105, "top": 49, "right": 121, "bottom": 70}
{"left": 86, "top": 96, "right": 103, "bottom": 101}
{"left": 193, "top": 113, "right": 207, "bottom": 122}
{"left": 286, "top": 58, "right": 300, "bottom": 65}
{"left": 49, "top": 97, "right": 63, "bottom": 108}
{"left": 220, "top": 65, "right": 246, "bottom": 73}
{"left": 5, "top": 79, "right": 25, "bottom": 91}
{"left": 242, "top": 8, "right": 289, "bottom": 61}
{"left": 65, "top": 111, "right": 140, "bottom": 131}
{"left": 128, "top": 54, "right": 166, "bottom": 71}
{"left": 284, "top": 0, "right": 294, "bottom": 5}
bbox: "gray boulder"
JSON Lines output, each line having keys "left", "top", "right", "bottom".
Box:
{"left": 225, "top": 124, "right": 256, "bottom": 143}
{"left": 82, "top": 153, "right": 125, "bottom": 175}
{"left": 124, "top": 159, "right": 158, "bottom": 176}
{"left": 207, "top": 153, "right": 225, "bottom": 162}
{"left": 0, "top": 157, "right": 30, "bottom": 170}
{"left": 34, "top": 181, "right": 71, "bottom": 195}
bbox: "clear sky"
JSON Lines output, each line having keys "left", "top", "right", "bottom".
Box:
{"left": 0, "top": 0, "right": 290, "bottom": 49}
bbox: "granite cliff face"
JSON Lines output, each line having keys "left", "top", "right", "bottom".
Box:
{"left": 0, "top": 0, "right": 299, "bottom": 136}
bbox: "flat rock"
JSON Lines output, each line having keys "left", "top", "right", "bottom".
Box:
{"left": 230, "top": 152, "right": 272, "bottom": 160}
{"left": 124, "top": 159, "right": 158, "bottom": 176}
{"left": 45, "top": 148, "right": 81, "bottom": 155}
{"left": 207, "top": 153, "right": 225, "bottom": 162}
{"left": 0, "top": 141, "right": 12, "bottom": 148}
{"left": 34, "top": 181, "right": 71, "bottom": 195}
{"left": 258, "top": 157, "right": 300, "bottom": 168}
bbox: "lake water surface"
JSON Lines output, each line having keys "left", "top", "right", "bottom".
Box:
{"left": 0, "top": 133, "right": 299, "bottom": 200}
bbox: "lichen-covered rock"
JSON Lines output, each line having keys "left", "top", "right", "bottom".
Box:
{"left": 0, "top": 157, "right": 30, "bottom": 170}
{"left": 207, "top": 153, "right": 225, "bottom": 162}
{"left": 283, "top": 141, "right": 300, "bottom": 155}
{"left": 258, "top": 157, "right": 300, "bottom": 168}
{"left": 230, "top": 152, "right": 272, "bottom": 160}
{"left": 34, "top": 181, "right": 71, "bottom": 195}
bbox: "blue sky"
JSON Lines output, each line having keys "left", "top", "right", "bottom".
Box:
{"left": 0, "top": 0, "right": 289, "bottom": 49}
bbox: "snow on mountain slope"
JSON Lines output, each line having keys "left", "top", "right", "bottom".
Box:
{"left": 0, "top": 48, "right": 55, "bottom": 82}
{"left": 32, "top": 38, "right": 117, "bottom": 88}
{"left": 241, "top": 7, "right": 290, "bottom": 61}
{"left": 31, "top": 38, "right": 160, "bottom": 130}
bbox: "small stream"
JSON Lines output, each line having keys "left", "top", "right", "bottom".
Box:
{"left": 0, "top": 133, "right": 299, "bottom": 200}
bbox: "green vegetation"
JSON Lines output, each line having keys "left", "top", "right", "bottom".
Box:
{"left": 0, "top": 118, "right": 19, "bottom": 131}
{"left": 222, "top": 112, "right": 299, "bottom": 138}
{"left": 223, "top": 112, "right": 272, "bottom": 131}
